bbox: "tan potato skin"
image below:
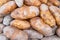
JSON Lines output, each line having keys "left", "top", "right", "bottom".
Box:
{"left": 0, "top": 0, "right": 9, "bottom": 6}
{"left": 39, "top": 0, "right": 48, "bottom": 3}
{"left": 11, "top": 30, "right": 28, "bottom": 40}
{"left": 49, "top": 6, "right": 60, "bottom": 26}
{"left": 25, "top": 0, "right": 41, "bottom": 6}
{"left": 11, "top": 6, "right": 39, "bottom": 19}
{"left": 40, "top": 4, "right": 56, "bottom": 27}
{"left": 0, "top": 1, "right": 17, "bottom": 17}
{"left": 10, "top": 20, "right": 30, "bottom": 29}
{"left": 30, "top": 17, "right": 54, "bottom": 36}
{"left": 49, "top": 0, "right": 60, "bottom": 6}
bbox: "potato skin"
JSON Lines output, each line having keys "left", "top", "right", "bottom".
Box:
{"left": 39, "top": 0, "right": 48, "bottom": 3}
{"left": 0, "top": 1, "right": 17, "bottom": 17}
{"left": 30, "top": 17, "right": 54, "bottom": 36}
{"left": 11, "top": 30, "right": 28, "bottom": 40}
{"left": 40, "top": 4, "right": 56, "bottom": 27}
{"left": 10, "top": 20, "right": 30, "bottom": 29}
{"left": 25, "top": 0, "right": 41, "bottom": 6}
{"left": 11, "top": 6, "right": 39, "bottom": 19}
{"left": 0, "top": 0, "right": 9, "bottom": 6}
{"left": 49, "top": 5, "right": 60, "bottom": 26}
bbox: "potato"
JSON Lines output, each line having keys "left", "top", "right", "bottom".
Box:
{"left": 0, "top": 1, "right": 17, "bottom": 17}
{"left": 49, "top": 5, "right": 60, "bottom": 26}
{"left": 39, "top": 0, "right": 48, "bottom": 3}
{"left": 41, "top": 35, "right": 60, "bottom": 40}
{"left": 10, "top": 20, "right": 30, "bottom": 29}
{"left": 0, "top": 0, "right": 9, "bottom": 6}
{"left": 24, "top": 29, "right": 43, "bottom": 39}
{"left": 40, "top": 4, "right": 56, "bottom": 27}
{"left": 30, "top": 17, "right": 54, "bottom": 36}
{"left": 24, "top": 0, "right": 41, "bottom": 6}
{"left": 49, "top": 0, "right": 60, "bottom": 6}
{"left": 11, "top": 6, "right": 39, "bottom": 19}
{"left": 15, "top": 0, "right": 24, "bottom": 7}
{"left": 3, "top": 26, "right": 18, "bottom": 38}
{"left": 11, "top": 30, "right": 28, "bottom": 40}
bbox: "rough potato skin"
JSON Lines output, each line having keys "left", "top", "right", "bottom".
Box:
{"left": 39, "top": 0, "right": 48, "bottom": 3}
{"left": 10, "top": 20, "right": 30, "bottom": 29}
{"left": 0, "top": 0, "right": 9, "bottom": 6}
{"left": 49, "top": 0, "right": 60, "bottom": 6}
{"left": 11, "top": 30, "right": 28, "bottom": 40}
{"left": 49, "top": 5, "right": 60, "bottom": 26}
{"left": 30, "top": 17, "right": 54, "bottom": 36}
{"left": 0, "top": 1, "right": 17, "bottom": 17}
{"left": 11, "top": 6, "right": 39, "bottom": 19}
{"left": 24, "top": 0, "right": 41, "bottom": 6}
{"left": 40, "top": 4, "right": 56, "bottom": 27}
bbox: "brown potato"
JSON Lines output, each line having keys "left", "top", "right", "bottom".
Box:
{"left": 0, "top": 0, "right": 9, "bottom": 6}
{"left": 0, "top": 1, "right": 17, "bottom": 17}
{"left": 11, "top": 30, "right": 28, "bottom": 40}
{"left": 49, "top": 5, "right": 60, "bottom": 26}
{"left": 10, "top": 20, "right": 30, "bottom": 29}
{"left": 30, "top": 17, "right": 54, "bottom": 36}
{"left": 3, "top": 26, "right": 18, "bottom": 38}
{"left": 24, "top": 0, "right": 41, "bottom": 6}
{"left": 40, "top": 4, "right": 56, "bottom": 27}
{"left": 39, "top": 0, "right": 48, "bottom": 3}
{"left": 11, "top": 6, "right": 39, "bottom": 19}
{"left": 49, "top": 0, "right": 60, "bottom": 6}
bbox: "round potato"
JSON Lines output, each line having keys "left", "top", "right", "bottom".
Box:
{"left": 30, "top": 17, "right": 54, "bottom": 36}
{"left": 10, "top": 20, "right": 30, "bottom": 29}
{"left": 11, "top": 6, "right": 39, "bottom": 19}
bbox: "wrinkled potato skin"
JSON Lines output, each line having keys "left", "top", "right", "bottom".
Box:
{"left": 10, "top": 20, "right": 30, "bottom": 29}
{"left": 11, "top": 30, "right": 28, "bottom": 40}
{"left": 0, "top": 0, "right": 9, "bottom": 6}
{"left": 25, "top": 0, "right": 41, "bottom": 6}
{"left": 0, "top": 1, "right": 17, "bottom": 17}
{"left": 30, "top": 17, "right": 53, "bottom": 36}
{"left": 39, "top": 0, "right": 48, "bottom": 3}
{"left": 11, "top": 6, "right": 39, "bottom": 19}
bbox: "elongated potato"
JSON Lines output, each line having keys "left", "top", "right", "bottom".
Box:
{"left": 0, "top": 0, "right": 9, "bottom": 6}
{"left": 11, "top": 30, "right": 28, "bottom": 40}
{"left": 40, "top": 4, "right": 56, "bottom": 27}
{"left": 30, "top": 17, "right": 54, "bottom": 36}
{"left": 0, "top": 1, "right": 17, "bottom": 17}
{"left": 10, "top": 20, "right": 30, "bottom": 29}
{"left": 49, "top": 5, "right": 60, "bottom": 26}
{"left": 49, "top": 0, "right": 60, "bottom": 6}
{"left": 39, "top": 0, "right": 48, "bottom": 3}
{"left": 11, "top": 6, "right": 39, "bottom": 19}
{"left": 24, "top": 0, "right": 41, "bottom": 6}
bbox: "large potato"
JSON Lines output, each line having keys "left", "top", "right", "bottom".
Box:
{"left": 30, "top": 17, "right": 54, "bottom": 36}
{"left": 0, "top": 1, "right": 17, "bottom": 17}
{"left": 40, "top": 4, "right": 56, "bottom": 27}
{"left": 10, "top": 20, "right": 30, "bottom": 29}
{"left": 24, "top": 0, "right": 41, "bottom": 6}
{"left": 11, "top": 6, "right": 39, "bottom": 19}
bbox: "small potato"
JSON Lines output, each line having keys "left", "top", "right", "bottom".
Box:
{"left": 49, "top": 5, "right": 60, "bottom": 26}
{"left": 41, "top": 35, "right": 60, "bottom": 40}
{"left": 15, "top": 0, "right": 24, "bottom": 7}
{"left": 0, "top": 1, "right": 17, "bottom": 17}
{"left": 11, "top": 6, "right": 39, "bottom": 19}
{"left": 49, "top": 0, "right": 60, "bottom": 6}
{"left": 40, "top": 4, "right": 56, "bottom": 27}
{"left": 24, "top": 29, "right": 43, "bottom": 39}
{"left": 11, "top": 30, "right": 28, "bottom": 40}
{"left": 30, "top": 17, "right": 54, "bottom": 36}
{"left": 0, "top": 0, "right": 9, "bottom": 6}
{"left": 24, "top": 0, "right": 41, "bottom": 6}
{"left": 56, "top": 27, "right": 60, "bottom": 37}
{"left": 39, "top": 0, "right": 48, "bottom": 3}
{"left": 10, "top": 20, "right": 30, "bottom": 29}
{"left": 3, "top": 26, "right": 18, "bottom": 38}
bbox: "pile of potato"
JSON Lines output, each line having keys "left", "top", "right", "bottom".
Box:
{"left": 0, "top": 0, "right": 60, "bottom": 40}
